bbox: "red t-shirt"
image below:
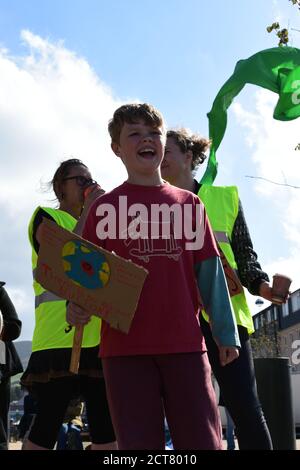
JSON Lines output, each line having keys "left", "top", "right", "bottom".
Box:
{"left": 83, "top": 181, "right": 219, "bottom": 357}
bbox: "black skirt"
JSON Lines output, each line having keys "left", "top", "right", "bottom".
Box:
{"left": 21, "top": 345, "right": 103, "bottom": 389}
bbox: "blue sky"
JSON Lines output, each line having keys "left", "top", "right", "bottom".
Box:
{"left": 0, "top": 0, "right": 300, "bottom": 340}
{"left": 0, "top": 0, "right": 283, "bottom": 126}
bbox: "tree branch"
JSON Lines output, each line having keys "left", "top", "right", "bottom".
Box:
{"left": 245, "top": 175, "right": 300, "bottom": 189}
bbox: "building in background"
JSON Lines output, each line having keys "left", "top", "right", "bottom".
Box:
{"left": 252, "top": 288, "right": 300, "bottom": 372}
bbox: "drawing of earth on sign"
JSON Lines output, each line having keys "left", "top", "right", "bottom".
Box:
{"left": 62, "top": 240, "right": 110, "bottom": 289}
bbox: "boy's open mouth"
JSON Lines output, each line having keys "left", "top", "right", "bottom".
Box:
{"left": 138, "top": 148, "right": 156, "bottom": 159}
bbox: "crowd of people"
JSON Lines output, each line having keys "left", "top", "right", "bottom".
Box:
{"left": 1, "top": 102, "right": 290, "bottom": 450}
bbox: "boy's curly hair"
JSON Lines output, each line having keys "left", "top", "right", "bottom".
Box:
{"left": 167, "top": 128, "right": 210, "bottom": 171}
{"left": 108, "top": 103, "right": 165, "bottom": 144}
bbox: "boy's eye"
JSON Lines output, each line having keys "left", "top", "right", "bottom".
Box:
{"left": 151, "top": 130, "right": 161, "bottom": 135}
{"left": 129, "top": 132, "right": 138, "bottom": 136}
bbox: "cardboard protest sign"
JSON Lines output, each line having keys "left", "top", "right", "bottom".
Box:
{"left": 36, "top": 218, "right": 148, "bottom": 334}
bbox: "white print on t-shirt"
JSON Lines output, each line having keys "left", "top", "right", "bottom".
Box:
{"left": 124, "top": 212, "right": 183, "bottom": 262}
{"left": 95, "top": 197, "right": 205, "bottom": 256}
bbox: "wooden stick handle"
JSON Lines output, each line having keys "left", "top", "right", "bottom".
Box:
{"left": 69, "top": 324, "right": 84, "bottom": 374}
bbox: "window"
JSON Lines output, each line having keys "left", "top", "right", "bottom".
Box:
{"left": 291, "top": 292, "right": 300, "bottom": 313}
{"left": 273, "top": 306, "right": 278, "bottom": 321}
{"left": 282, "top": 302, "right": 289, "bottom": 317}
{"left": 254, "top": 318, "right": 258, "bottom": 330}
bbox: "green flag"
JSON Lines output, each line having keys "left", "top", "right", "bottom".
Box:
{"left": 201, "top": 47, "right": 300, "bottom": 185}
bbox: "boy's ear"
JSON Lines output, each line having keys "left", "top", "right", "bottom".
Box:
{"left": 111, "top": 142, "right": 121, "bottom": 158}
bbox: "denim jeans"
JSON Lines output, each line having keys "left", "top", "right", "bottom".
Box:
{"left": 56, "top": 422, "right": 83, "bottom": 450}
{"left": 225, "top": 408, "right": 235, "bottom": 450}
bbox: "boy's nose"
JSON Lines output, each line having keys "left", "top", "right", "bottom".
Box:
{"left": 142, "top": 134, "right": 153, "bottom": 142}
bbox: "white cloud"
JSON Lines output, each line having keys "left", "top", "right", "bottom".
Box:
{"left": 232, "top": 88, "right": 300, "bottom": 309}
{"left": 0, "top": 31, "right": 127, "bottom": 340}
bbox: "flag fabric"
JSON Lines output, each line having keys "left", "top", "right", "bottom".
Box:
{"left": 201, "top": 47, "right": 300, "bottom": 185}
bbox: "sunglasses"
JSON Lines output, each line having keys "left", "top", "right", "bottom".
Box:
{"left": 63, "top": 175, "right": 96, "bottom": 188}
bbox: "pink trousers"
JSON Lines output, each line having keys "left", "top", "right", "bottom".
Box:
{"left": 102, "top": 352, "right": 222, "bottom": 450}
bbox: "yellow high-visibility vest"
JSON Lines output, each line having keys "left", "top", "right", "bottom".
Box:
{"left": 28, "top": 206, "right": 101, "bottom": 351}
{"left": 198, "top": 186, "right": 254, "bottom": 333}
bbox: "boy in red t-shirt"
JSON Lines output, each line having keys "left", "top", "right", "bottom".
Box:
{"left": 67, "top": 103, "right": 240, "bottom": 450}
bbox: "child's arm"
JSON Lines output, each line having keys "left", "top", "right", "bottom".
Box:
{"left": 195, "top": 256, "right": 240, "bottom": 365}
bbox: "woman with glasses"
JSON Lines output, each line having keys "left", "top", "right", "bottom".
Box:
{"left": 21, "top": 159, "right": 116, "bottom": 450}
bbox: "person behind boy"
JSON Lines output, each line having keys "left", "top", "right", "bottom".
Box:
{"left": 161, "top": 128, "right": 276, "bottom": 449}
{"left": 67, "top": 103, "right": 240, "bottom": 450}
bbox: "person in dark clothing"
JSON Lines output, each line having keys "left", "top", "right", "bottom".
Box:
{"left": 161, "top": 128, "right": 290, "bottom": 450}
{"left": 56, "top": 398, "right": 84, "bottom": 450}
{"left": 0, "top": 282, "right": 23, "bottom": 450}
{"left": 224, "top": 407, "right": 235, "bottom": 450}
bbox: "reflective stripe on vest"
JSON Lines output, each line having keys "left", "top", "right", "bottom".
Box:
{"left": 214, "top": 231, "right": 230, "bottom": 244}
{"left": 35, "top": 291, "right": 64, "bottom": 309}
